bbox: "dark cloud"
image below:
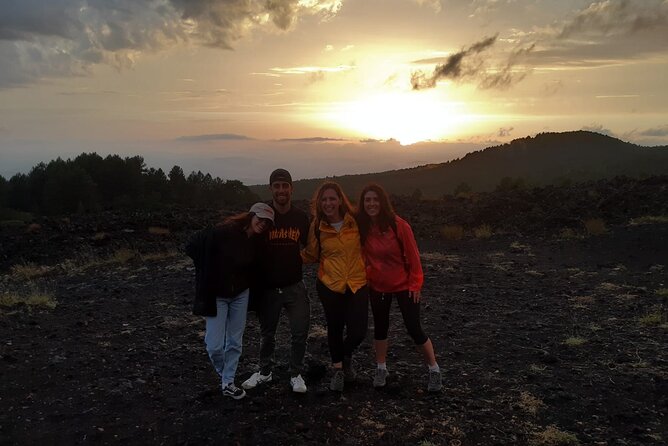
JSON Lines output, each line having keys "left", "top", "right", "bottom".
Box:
{"left": 411, "top": 35, "right": 497, "bottom": 90}
{"left": 497, "top": 127, "right": 514, "bottom": 137}
{"left": 175, "top": 133, "right": 254, "bottom": 142}
{"left": 529, "top": 0, "right": 668, "bottom": 68}
{"left": 478, "top": 43, "right": 534, "bottom": 89}
{"left": 0, "top": 0, "right": 342, "bottom": 87}
{"left": 558, "top": 0, "right": 668, "bottom": 39}
{"left": 411, "top": 34, "right": 534, "bottom": 90}
{"left": 0, "top": 0, "right": 81, "bottom": 41}
{"left": 411, "top": 1, "right": 668, "bottom": 91}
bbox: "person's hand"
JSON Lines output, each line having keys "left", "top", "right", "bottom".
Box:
{"left": 409, "top": 290, "right": 421, "bottom": 303}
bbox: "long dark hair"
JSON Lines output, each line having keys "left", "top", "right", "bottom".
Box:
{"left": 311, "top": 181, "right": 353, "bottom": 229}
{"left": 217, "top": 211, "right": 253, "bottom": 230}
{"left": 356, "top": 183, "right": 397, "bottom": 244}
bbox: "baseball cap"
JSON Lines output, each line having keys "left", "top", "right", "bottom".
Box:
{"left": 249, "top": 202, "right": 275, "bottom": 223}
{"left": 269, "top": 168, "right": 292, "bottom": 185}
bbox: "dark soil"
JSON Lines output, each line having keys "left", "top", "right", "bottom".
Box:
{"left": 1, "top": 201, "right": 667, "bottom": 444}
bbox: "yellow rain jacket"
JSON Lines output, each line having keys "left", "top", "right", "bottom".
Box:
{"left": 302, "top": 212, "right": 367, "bottom": 294}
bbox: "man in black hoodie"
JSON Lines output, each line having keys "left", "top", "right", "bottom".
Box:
{"left": 242, "top": 169, "right": 311, "bottom": 393}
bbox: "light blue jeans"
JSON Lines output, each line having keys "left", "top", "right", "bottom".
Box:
{"left": 204, "top": 289, "right": 249, "bottom": 386}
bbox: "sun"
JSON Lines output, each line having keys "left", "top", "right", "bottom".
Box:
{"left": 326, "top": 89, "right": 467, "bottom": 145}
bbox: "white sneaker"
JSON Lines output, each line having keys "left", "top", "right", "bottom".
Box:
{"left": 241, "top": 371, "right": 273, "bottom": 390}
{"left": 290, "top": 374, "right": 307, "bottom": 393}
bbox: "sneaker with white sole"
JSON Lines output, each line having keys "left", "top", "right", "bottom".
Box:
{"left": 373, "top": 368, "right": 388, "bottom": 388}
{"left": 242, "top": 371, "right": 273, "bottom": 390}
{"left": 330, "top": 370, "right": 345, "bottom": 392}
{"left": 222, "top": 383, "right": 246, "bottom": 400}
{"left": 427, "top": 370, "right": 442, "bottom": 392}
{"left": 290, "top": 374, "right": 307, "bottom": 393}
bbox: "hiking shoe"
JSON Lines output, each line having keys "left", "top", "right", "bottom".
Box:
{"left": 222, "top": 383, "right": 246, "bottom": 400}
{"left": 343, "top": 357, "right": 357, "bottom": 382}
{"left": 242, "top": 371, "right": 273, "bottom": 389}
{"left": 373, "top": 368, "right": 388, "bottom": 388}
{"left": 290, "top": 374, "right": 307, "bottom": 393}
{"left": 330, "top": 370, "right": 345, "bottom": 392}
{"left": 427, "top": 370, "right": 442, "bottom": 392}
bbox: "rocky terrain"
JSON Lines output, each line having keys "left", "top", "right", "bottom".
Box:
{"left": 1, "top": 176, "right": 667, "bottom": 445}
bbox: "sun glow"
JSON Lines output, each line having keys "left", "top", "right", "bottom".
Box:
{"left": 327, "top": 90, "right": 468, "bottom": 145}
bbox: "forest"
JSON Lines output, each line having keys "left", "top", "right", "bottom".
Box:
{"left": 0, "top": 153, "right": 258, "bottom": 216}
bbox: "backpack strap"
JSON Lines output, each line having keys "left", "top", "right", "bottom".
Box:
{"left": 314, "top": 220, "right": 322, "bottom": 260}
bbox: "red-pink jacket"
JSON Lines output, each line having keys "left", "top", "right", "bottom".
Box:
{"left": 362, "top": 216, "right": 424, "bottom": 293}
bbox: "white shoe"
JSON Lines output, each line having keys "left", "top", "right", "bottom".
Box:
{"left": 290, "top": 374, "right": 307, "bottom": 393}
{"left": 242, "top": 371, "right": 273, "bottom": 390}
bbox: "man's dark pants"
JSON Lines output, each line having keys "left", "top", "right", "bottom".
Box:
{"left": 259, "top": 281, "right": 310, "bottom": 377}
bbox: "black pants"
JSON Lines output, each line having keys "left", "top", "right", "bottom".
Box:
{"left": 369, "top": 289, "right": 428, "bottom": 345}
{"left": 317, "top": 280, "right": 369, "bottom": 364}
{"left": 258, "top": 281, "right": 310, "bottom": 376}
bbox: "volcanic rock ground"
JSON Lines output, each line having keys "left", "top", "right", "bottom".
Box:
{"left": 1, "top": 206, "right": 667, "bottom": 445}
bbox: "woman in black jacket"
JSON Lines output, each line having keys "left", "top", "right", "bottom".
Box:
{"left": 186, "top": 203, "right": 274, "bottom": 400}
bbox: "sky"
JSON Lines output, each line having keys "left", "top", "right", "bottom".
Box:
{"left": 1, "top": 0, "right": 667, "bottom": 185}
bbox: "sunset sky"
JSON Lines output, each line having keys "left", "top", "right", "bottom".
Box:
{"left": 1, "top": 0, "right": 667, "bottom": 184}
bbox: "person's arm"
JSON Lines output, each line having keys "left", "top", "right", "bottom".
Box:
{"left": 301, "top": 220, "right": 319, "bottom": 264}
{"left": 185, "top": 228, "right": 209, "bottom": 266}
{"left": 299, "top": 213, "right": 310, "bottom": 248}
{"left": 397, "top": 218, "right": 424, "bottom": 302}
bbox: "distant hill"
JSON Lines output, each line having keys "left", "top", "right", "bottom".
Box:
{"left": 251, "top": 131, "right": 668, "bottom": 200}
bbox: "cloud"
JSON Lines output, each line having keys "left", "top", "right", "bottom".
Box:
{"left": 412, "top": 0, "right": 441, "bottom": 13}
{"left": 270, "top": 65, "right": 354, "bottom": 75}
{"left": 411, "top": 34, "right": 534, "bottom": 90}
{"left": 162, "top": 88, "right": 230, "bottom": 101}
{"left": 581, "top": 124, "right": 615, "bottom": 137}
{"left": 595, "top": 94, "right": 639, "bottom": 99}
{"left": 411, "top": 35, "right": 497, "bottom": 90}
{"left": 526, "top": 0, "right": 668, "bottom": 68}
{"left": 57, "top": 89, "right": 119, "bottom": 96}
{"left": 497, "top": 127, "right": 514, "bottom": 137}
{"left": 0, "top": 0, "right": 344, "bottom": 88}
{"left": 466, "top": 0, "right": 513, "bottom": 18}
{"left": 265, "top": 64, "right": 354, "bottom": 84}
{"left": 277, "top": 137, "right": 347, "bottom": 142}
{"left": 542, "top": 79, "right": 563, "bottom": 96}
{"left": 410, "top": 1, "right": 668, "bottom": 92}
{"left": 638, "top": 125, "right": 668, "bottom": 137}
{"left": 557, "top": 0, "right": 668, "bottom": 39}
{"left": 175, "top": 133, "right": 254, "bottom": 142}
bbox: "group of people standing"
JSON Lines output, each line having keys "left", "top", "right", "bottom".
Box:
{"left": 186, "top": 169, "right": 441, "bottom": 400}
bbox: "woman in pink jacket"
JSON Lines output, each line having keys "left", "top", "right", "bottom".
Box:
{"left": 356, "top": 183, "right": 442, "bottom": 392}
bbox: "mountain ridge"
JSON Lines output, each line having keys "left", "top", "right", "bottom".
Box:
{"left": 251, "top": 131, "right": 668, "bottom": 200}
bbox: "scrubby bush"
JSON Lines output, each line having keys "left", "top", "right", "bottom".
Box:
{"left": 473, "top": 224, "right": 492, "bottom": 239}
{"left": 584, "top": 218, "right": 606, "bottom": 235}
{"left": 441, "top": 225, "right": 464, "bottom": 240}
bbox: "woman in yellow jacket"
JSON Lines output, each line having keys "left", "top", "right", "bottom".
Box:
{"left": 303, "top": 181, "right": 368, "bottom": 392}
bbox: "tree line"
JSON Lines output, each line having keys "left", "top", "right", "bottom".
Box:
{"left": 0, "top": 153, "right": 259, "bottom": 216}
